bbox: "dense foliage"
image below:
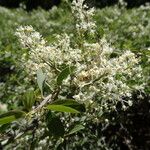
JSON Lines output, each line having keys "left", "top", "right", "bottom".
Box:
{"left": 0, "top": 0, "right": 150, "bottom": 149}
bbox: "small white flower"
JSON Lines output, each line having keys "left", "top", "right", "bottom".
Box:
{"left": 105, "top": 119, "right": 109, "bottom": 123}
{"left": 128, "top": 100, "right": 133, "bottom": 106}
{"left": 0, "top": 103, "right": 7, "bottom": 112}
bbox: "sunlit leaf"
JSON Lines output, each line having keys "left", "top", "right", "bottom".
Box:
{"left": 0, "top": 116, "right": 16, "bottom": 125}
{"left": 0, "top": 110, "right": 25, "bottom": 125}
{"left": 47, "top": 105, "right": 80, "bottom": 113}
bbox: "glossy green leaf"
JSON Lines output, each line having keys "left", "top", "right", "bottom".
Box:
{"left": 50, "top": 99, "right": 86, "bottom": 112}
{"left": 0, "top": 116, "right": 16, "bottom": 125}
{"left": 57, "top": 66, "right": 75, "bottom": 85}
{"left": 37, "top": 68, "right": 46, "bottom": 96}
{"left": 0, "top": 110, "right": 25, "bottom": 125}
{"left": 47, "top": 105, "right": 80, "bottom": 113}
{"left": 68, "top": 124, "right": 85, "bottom": 135}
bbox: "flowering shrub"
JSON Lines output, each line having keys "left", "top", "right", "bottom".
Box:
{"left": 16, "top": 0, "right": 145, "bottom": 112}
{"left": 0, "top": 0, "right": 149, "bottom": 149}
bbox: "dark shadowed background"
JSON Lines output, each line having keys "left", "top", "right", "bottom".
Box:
{"left": 0, "top": 0, "right": 150, "bottom": 10}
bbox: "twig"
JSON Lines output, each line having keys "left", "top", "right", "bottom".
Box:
{"left": 31, "top": 87, "right": 60, "bottom": 113}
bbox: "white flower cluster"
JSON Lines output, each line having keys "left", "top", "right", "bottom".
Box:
{"left": 15, "top": 27, "right": 83, "bottom": 87}
{"left": 15, "top": 26, "right": 46, "bottom": 49}
{"left": 73, "top": 41, "right": 144, "bottom": 111}
{"left": 16, "top": 0, "right": 145, "bottom": 113}
{"left": 0, "top": 102, "right": 7, "bottom": 113}
{"left": 72, "top": 0, "right": 96, "bottom": 34}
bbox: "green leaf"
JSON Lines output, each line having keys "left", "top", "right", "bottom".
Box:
{"left": 46, "top": 111, "right": 64, "bottom": 137}
{"left": 50, "top": 99, "right": 86, "bottom": 112}
{"left": 22, "top": 90, "right": 36, "bottom": 111}
{"left": 0, "top": 110, "right": 26, "bottom": 118}
{"left": 0, "top": 116, "right": 16, "bottom": 125}
{"left": 47, "top": 105, "right": 80, "bottom": 113}
{"left": 0, "top": 110, "right": 25, "bottom": 125}
{"left": 68, "top": 124, "right": 85, "bottom": 135}
{"left": 37, "top": 68, "right": 46, "bottom": 96}
{"left": 57, "top": 66, "right": 75, "bottom": 85}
